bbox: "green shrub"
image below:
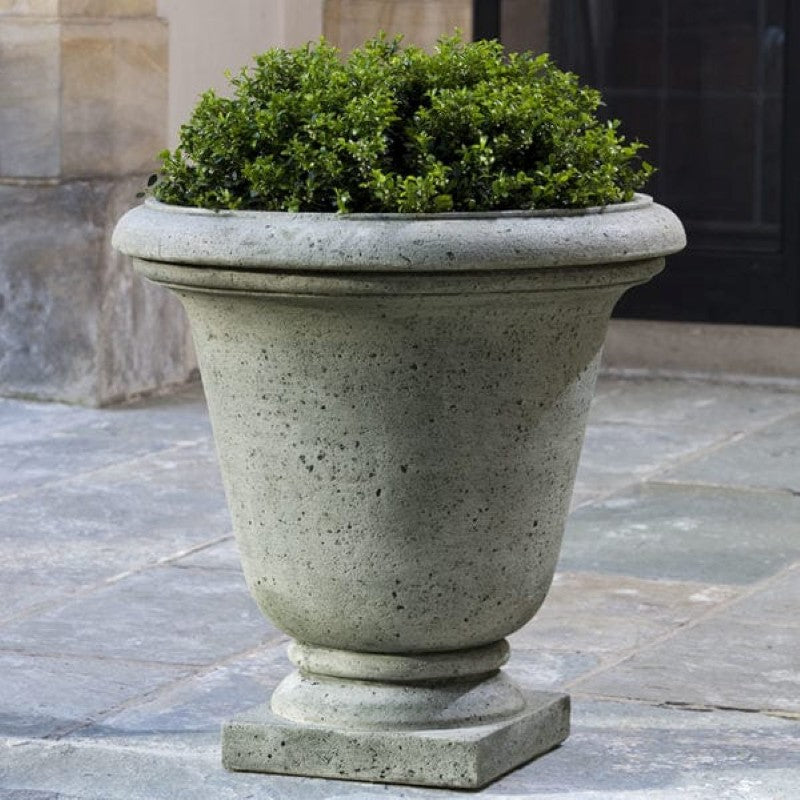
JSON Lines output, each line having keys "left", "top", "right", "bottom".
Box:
{"left": 154, "top": 34, "right": 653, "bottom": 213}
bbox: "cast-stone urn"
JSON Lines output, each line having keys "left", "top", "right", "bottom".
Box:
{"left": 113, "top": 194, "right": 685, "bottom": 788}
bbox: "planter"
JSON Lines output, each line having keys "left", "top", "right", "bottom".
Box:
{"left": 113, "top": 193, "right": 685, "bottom": 788}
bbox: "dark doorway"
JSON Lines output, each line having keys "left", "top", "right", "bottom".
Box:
{"left": 477, "top": 0, "right": 798, "bottom": 326}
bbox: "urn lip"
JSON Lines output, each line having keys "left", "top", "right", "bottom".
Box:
{"left": 143, "top": 192, "right": 650, "bottom": 220}
{"left": 112, "top": 192, "right": 686, "bottom": 273}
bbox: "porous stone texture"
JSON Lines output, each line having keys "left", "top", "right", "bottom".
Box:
{"left": 112, "top": 195, "right": 685, "bottom": 786}
{"left": 288, "top": 638, "right": 510, "bottom": 680}
{"left": 113, "top": 194, "right": 683, "bottom": 271}
{"left": 0, "top": 6, "right": 197, "bottom": 405}
{"left": 270, "top": 641, "right": 524, "bottom": 731}
{"left": 179, "top": 278, "right": 621, "bottom": 653}
{"left": 223, "top": 689, "right": 570, "bottom": 789}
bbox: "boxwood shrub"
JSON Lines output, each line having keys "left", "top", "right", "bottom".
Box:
{"left": 154, "top": 34, "right": 654, "bottom": 213}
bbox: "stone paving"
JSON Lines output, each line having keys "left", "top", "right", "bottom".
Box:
{"left": 1, "top": 374, "right": 799, "bottom": 799}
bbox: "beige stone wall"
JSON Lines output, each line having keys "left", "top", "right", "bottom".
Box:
{"left": 323, "top": 0, "right": 471, "bottom": 52}
{"left": 0, "top": 0, "right": 156, "bottom": 13}
{"left": 0, "top": 0, "right": 328, "bottom": 403}
{"left": 0, "top": 1, "right": 196, "bottom": 404}
{"left": 157, "top": 0, "right": 323, "bottom": 146}
{"left": 0, "top": 2, "right": 166, "bottom": 178}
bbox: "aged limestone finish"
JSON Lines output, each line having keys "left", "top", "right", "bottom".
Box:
{"left": 113, "top": 194, "right": 685, "bottom": 788}
{"left": 323, "top": 0, "right": 471, "bottom": 53}
{"left": 0, "top": 2, "right": 197, "bottom": 405}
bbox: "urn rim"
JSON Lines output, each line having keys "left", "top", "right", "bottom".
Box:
{"left": 113, "top": 192, "right": 686, "bottom": 273}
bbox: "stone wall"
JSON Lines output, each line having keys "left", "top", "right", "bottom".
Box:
{"left": 321, "top": 0, "right": 549, "bottom": 54}
{"left": 157, "top": 0, "right": 324, "bottom": 148}
{"left": 0, "top": 1, "right": 196, "bottom": 405}
{"left": 323, "top": 0, "right": 471, "bottom": 52}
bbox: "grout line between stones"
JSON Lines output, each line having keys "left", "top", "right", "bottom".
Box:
{"left": 571, "top": 404, "right": 800, "bottom": 511}
{"left": 0, "top": 647, "right": 202, "bottom": 670}
{"left": 569, "top": 690, "right": 800, "bottom": 721}
{"left": 563, "top": 560, "right": 800, "bottom": 694}
{"left": 646, "top": 477, "right": 800, "bottom": 499}
{"left": 0, "top": 533, "right": 235, "bottom": 628}
{"left": 48, "top": 632, "right": 291, "bottom": 741}
{"left": 639, "top": 407, "right": 800, "bottom": 476}
{"left": 599, "top": 366, "right": 800, "bottom": 393}
{"left": 0, "top": 436, "right": 214, "bottom": 507}
{"left": 590, "top": 387, "right": 800, "bottom": 438}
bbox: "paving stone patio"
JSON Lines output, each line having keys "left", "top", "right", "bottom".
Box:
{"left": 1, "top": 374, "right": 799, "bottom": 799}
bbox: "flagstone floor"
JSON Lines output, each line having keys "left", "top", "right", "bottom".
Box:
{"left": 1, "top": 374, "right": 799, "bottom": 799}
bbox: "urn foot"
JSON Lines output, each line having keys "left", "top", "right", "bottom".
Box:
{"left": 222, "top": 686, "right": 569, "bottom": 789}
{"left": 222, "top": 640, "right": 569, "bottom": 788}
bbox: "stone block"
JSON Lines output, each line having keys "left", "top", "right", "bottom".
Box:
{"left": 0, "top": 2, "right": 156, "bottom": 19}
{"left": 730, "top": 563, "right": 800, "bottom": 627}
{"left": 0, "top": 395, "right": 96, "bottom": 442}
{"left": 577, "top": 606, "right": 800, "bottom": 714}
{"left": 590, "top": 375, "right": 800, "bottom": 433}
{"left": 510, "top": 571, "right": 738, "bottom": 656}
{"left": 661, "top": 411, "right": 800, "bottom": 494}
{"left": 575, "top": 421, "right": 722, "bottom": 495}
{"left": 0, "top": 181, "right": 104, "bottom": 400}
{"left": 0, "top": 179, "right": 197, "bottom": 404}
{"left": 0, "top": 439, "right": 228, "bottom": 576}
{"left": 174, "top": 537, "right": 242, "bottom": 571}
{"left": 222, "top": 689, "right": 569, "bottom": 789}
{"left": 81, "top": 642, "right": 292, "bottom": 737}
{"left": 0, "top": 398, "right": 222, "bottom": 622}
{"left": 0, "top": 5, "right": 185, "bottom": 404}
{"left": 60, "top": 17, "right": 167, "bottom": 178}
{"left": 0, "top": 566, "right": 276, "bottom": 665}
{"left": 0, "top": 19, "right": 60, "bottom": 177}
{"left": 0, "top": 13, "right": 166, "bottom": 180}
{"left": 515, "top": 700, "right": 800, "bottom": 796}
{"left": 0, "top": 382, "right": 209, "bottom": 479}
{"left": 60, "top": 0, "right": 157, "bottom": 16}
{"left": 0, "top": 1, "right": 59, "bottom": 16}
{"left": 0, "top": 651, "right": 190, "bottom": 738}
{"left": 0, "top": 414, "right": 216, "bottom": 497}
{"left": 561, "top": 483, "right": 800, "bottom": 584}
{"left": 324, "top": 0, "right": 471, "bottom": 52}
{"left": 0, "top": 577, "right": 71, "bottom": 622}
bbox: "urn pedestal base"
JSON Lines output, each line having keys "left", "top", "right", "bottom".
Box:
{"left": 222, "top": 684, "right": 570, "bottom": 789}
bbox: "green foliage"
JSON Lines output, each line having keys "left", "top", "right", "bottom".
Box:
{"left": 154, "top": 34, "right": 654, "bottom": 213}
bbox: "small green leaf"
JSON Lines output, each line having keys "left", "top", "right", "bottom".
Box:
{"left": 153, "top": 33, "right": 654, "bottom": 212}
